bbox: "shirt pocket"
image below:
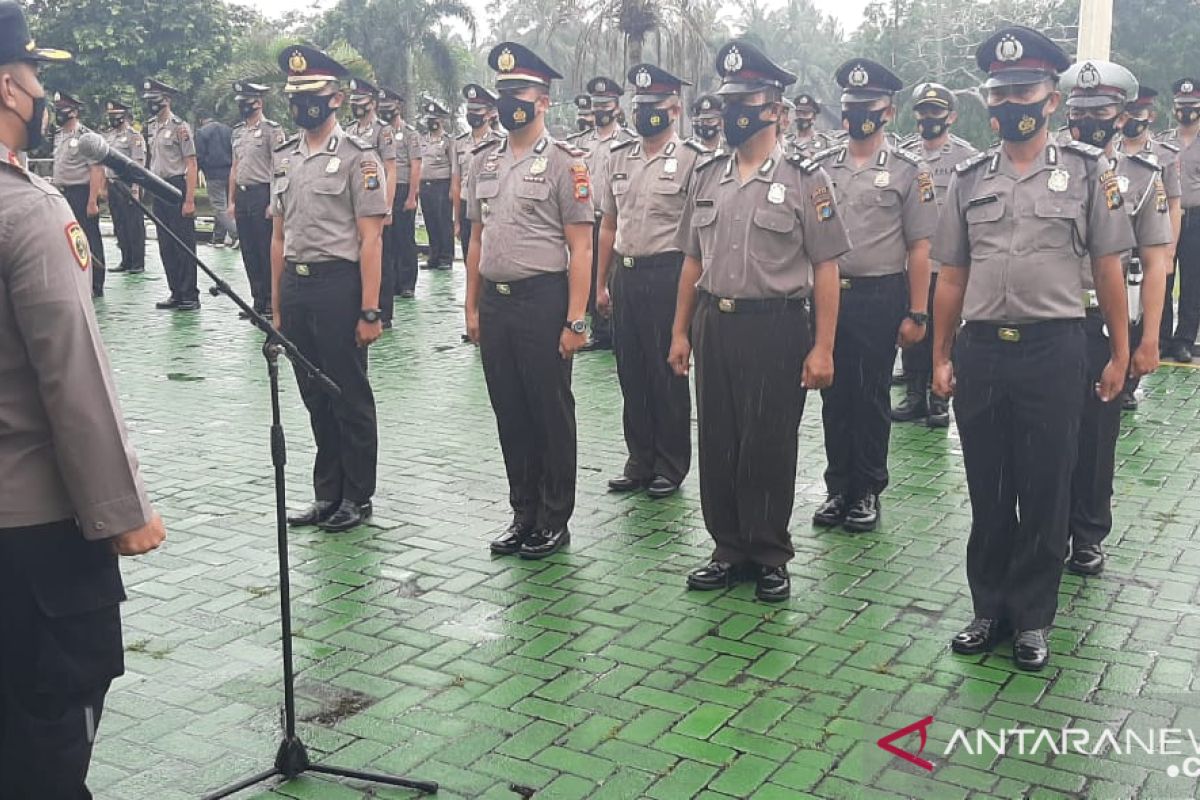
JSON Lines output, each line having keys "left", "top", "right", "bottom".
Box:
{"left": 1033, "top": 196, "right": 1083, "bottom": 251}
{"left": 748, "top": 206, "right": 798, "bottom": 268}
{"left": 691, "top": 205, "right": 718, "bottom": 262}
{"left": 965, "top": 198, "right": 1006, "bottom": 254}
{"left": 272, "top": 175, "right": 291, "bottom": 213}
{"left": 515, "top": 180, "right": 551, "bottom": 204}
{"left": 314, "top": 174, "right": 348, "bottom": 196}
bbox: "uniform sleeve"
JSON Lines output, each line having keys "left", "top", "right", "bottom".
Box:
{"left": 675, "top": 172, "right": 701, "bottom": 259}
{"left": 557, "top": 156, "right": 595, "bottom": 225}
{"left": 378, "top": 125, "right": 397, "bottom": 162}
{"left": 467, "top": 153, "right": 485, "bottom": 224}
{"left": 902, "top": 162, "right": 939, "bottom": 243}
{"left": 1163, "top": 153, "right": 1183, "bottom": 200}
{"left": 1134, "top": 172, "right": 1175, "bottom": 248}
{"left": 5, "top": 191, "right": 154, "bottom": 539}
{"left": 450, "top": 140, "right": 463, "bottom": 177}
{"left": 132, "top": 133, "right": 146, "bottom": 165}
{"left": 600, "top": 154, "right": 618, "bottom": 218}
{"left": 799, "top": 168, "right": 851, "bottom": 265}
{"left": 178, "top": 122, "right": 197, "bottom": 159}
{"left": 1087, "top": 157, "right": 1137, "bottom": 258}
{"left": 931, "top": 172, "right": 971, "bottom": 267}
{"left": 350, "top": 151, "right": 390, "bottom": 218}
{"left": 408, "top": 130, "right": 422, "bottom": 162}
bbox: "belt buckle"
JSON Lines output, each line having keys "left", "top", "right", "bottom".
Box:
{"left": 496, "top": 282, "right": 511, "bottom": 296}
{"left": 997, "top": 326, "right": 1021, "bottom": 343}
{"left": 622, "top": 256, "right": 634, "bottom": 269}
{"left": 295, "top": 263, "right": 310, "bottom": 276}
{"left": 839, "top": 278, "right": 852, "bottom": 290}
{"left": 1083, "top": 289, "right": 1099, "bottom": 309}
{"left": 718, "top": 297, "right": 736, "bottom": 313}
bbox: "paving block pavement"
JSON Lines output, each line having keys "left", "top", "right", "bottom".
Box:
{"left": 85, "top": 237, "right": 1200, "bottom": 799}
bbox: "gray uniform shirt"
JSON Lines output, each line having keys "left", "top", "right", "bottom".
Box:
{"left": 147, "top": 114, "right": 196, "bottom": 179}
{"left": 52, "top": 123, "right": 95, "bottom": 187}
{"left": 789, "top": 130, "right": 839, "bottom": 157}
{"left": 584, "top": 127, "right": 636, "bottom": 219}
{"left": 815, "top": 143, "right": 938, "bottom": 276}
{"left": 390, "top": 122, "right": 421, "bottom": 186}
{"left": 467, "top": 133, "right": 595, "bottom": 282}
{"left": 1080, "top": 151, "right": 1174, "bottom": 291}
{"left": 349, "top": 116, "right": 397, "bottom": 164}
{"left": 453, "top": 129, "right": 505, "bottom": 198}
{"left": 910, "top": 134, "right": 979, "bottom": 271}
{"left": 603, "top": 135, "right": 703, "bottom": 257}
{"left": 232, "top": 117, "right": 285, "bottom": 186}
{"left": 1157, "top": 129, "right": 1200, "bottom": 209}
{"left": 421, "top": 131, "right": 454, "bottom": 180}
{"left": 0, "top": 141, "right": 153, "bottom": 538}
{"left": 271, "top": 125, "right": 390, "bottom": 263}
{"left": 102, "top": 125, "right": 146, "bottom": 180}
{"left": 1120, "top": 136, "right": 1183, "bottom": 202}
{"left": 933, "top": 142, "right": 1137, "bottom": 322}
{"left": 676, "top": 144, "right": 852, "bottom": 299}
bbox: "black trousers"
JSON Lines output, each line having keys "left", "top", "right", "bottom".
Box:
{"left": 1165, "top": 208, "right": 1200, "bottom": 348}
{"left": 383, "top": 184, "right": 418, "bottom": 317}
{"left": 821, "top": 273, "right": 907, "bottom": 498}
{"left": 955, "top": 320, "right": 1086, "bottom": 630}
{"left": 693, "top": 294, "right": 812, "bottom": 568}
{"left": 153, "top": 175, "right": 198, "bottom": 303}
{"left": 479, "top": 272, "right": 576, "bottom": 530}
{"left": 107, "top": 183, "right": 145, "bottom": 272}
{"left": 1069, "top": 313, "right": 1122, "bottom": 550}
{"left": 0, "top": 519, "right": 125, "bottom": 800}
{"left": 587, "top": 220, "right": 613, "bottom": 346}
{"left": 235, "top": 183, "right": 273, "bottom": 312}
{"left": 61, "top": 184, "right": 105, "bottom": 295}
{"left": 458, "top": 200, "right": 473, "bottom": 266}
{"left": 279, "top": 262, "right": 378, "bottom": 504}
{"left": 419, "top": 178, "right": 453, "bottom": 266}
{"left": 900, "top": 272, "right": 939, "bottom": 384}
{"left": 611, "top": 253, "right": 691, "bottom": 485}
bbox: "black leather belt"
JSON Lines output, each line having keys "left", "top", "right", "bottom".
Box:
{"left": 237, "top": 182, "right": 269, "bottom": 192}
{"left": 838, "top": 272, "right": 906, "bottom": 291}
{"left": 287, "top": 259, "right": 356, "bottom": 276}
{"left": 485, "top": 271, "right": 567, "bottom": 296}
{"left": 618, "top": 252, "right": 684, "bottom": 269}
{"left": 698, "top": 290, "right": 809, "bottom": 314}
{"left": 963, "top": 319, "right": 1082, "bottom": 343}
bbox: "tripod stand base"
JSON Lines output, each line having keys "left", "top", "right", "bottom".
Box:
{"left": 200, "top": 735, "right": 438, "bottom": 799}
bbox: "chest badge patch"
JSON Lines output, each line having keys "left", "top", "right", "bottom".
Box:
{"left": 1047, "top": 169, "right": 1070, "bottom": 193}
{"left": 874, "top": 171, "right": 890, "bottom": 188}
{"left": 65, "top": 221, "right": 90, "bottom": 271}
{"left": 530, "top": 156, "right": 547, "bottom": 175}
{"left": 767, "top": 182, "right": 786, "bottom": 204}
{"left": 663, "top": 157, "right": 678, "bottom": 175}
{"left": 326, "top": 156, "right": 341, "bottom": 174}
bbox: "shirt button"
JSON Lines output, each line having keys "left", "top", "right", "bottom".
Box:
{"left": 94, "top": 521, "right": 106, "bottom": 531}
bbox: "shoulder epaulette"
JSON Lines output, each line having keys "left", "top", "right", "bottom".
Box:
{"left": 274, "top": 134, "right": 299, "bottom": 153}
{"left": 1063, "top": 140, "right": 1104, "bottom": 159}
{"left": 1129, "top": 151, "right": 1163, "bottom": 172}
{"left": 265, "top": 118, "right": 282, "bottom": 127}
{"left": 810, "top": 145, "right": 842, "bottom": 162}
{"left": 683, "top": 139, "right": 705, "bottom": 154}
{"left": 610, "top": 138, "right": 637, "bottom": 153}
{"left": 554, "top": 139, "right": 586, "bottom": 157}
{"left": 405, "top": 123, "right": 417, "bottom": 132}
{"left": 347, "top": 134, "right": 375, "bottom": 151}
{"left": 617, "top": 128, "right": 636, "bottom": 141}
{"left": 696, "top": 150, "right": 731, "bottom": 172}
{"left": 1160, "top": 140, "right": 1181, "bottom": 153}
{"left": 949, "top": 133, "right": 973, "bottom": 148}
{"left": 232, "top": 121, "right": 245, "bottom": 130}
{"left": 471, "top": 137, "right": 503, "bottom": 155}
{"left": 786, "top": 152, "right": 820, "bottom": 174}
{"left": 170, "top": 114, "right": 182, "bottom": 124}
{"left": 455, "top": 131, "right": 469, "bottom": 140}
{"left": 892, "top": 146, "right": 922, "bottom": 166}
{"left": 955, "top": 150, "right": 991, "bottom": 174}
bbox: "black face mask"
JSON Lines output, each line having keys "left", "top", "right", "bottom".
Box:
{"left": 693, "top": 122, "right": 720, "bottom": 141}
{"left": 107, "top": 114, "right": 126, "bottom": 129}
{"left": 1070, "top": 116, "right": 1118, "bottom": 148}
{"left": 497, "top": 95, "right": 536, "bottom": 131}
{"left": 1122, "top": 118, "right": 1151, "bottom": 139}
{"left": 290, "top": 94, "right": 337, "bottom": 130}
{"left": 145, "top": 99, "right": 164, "bottom": 116}
{"left": 1176, "top": 107, "right": 1200, "bottom": 126}
{"left": 379, "top": 108, "right": 397, "bottom": 123}
{"left": 989, "top": 98, "right": 1050, "bottom": 142}
{"left": 466, "top": 112, "right": 488, "bottom": 130}
{"left": 577, "top": 118, "right": 593, "bottom": 132}
{"left": 427, "top": 119, "right": 440, "bottom": 131}
{"left": 842, "top": 107, "right": 886, "bottom": 140}
{"left": 54, "top": 109, "right": 73, "bottom": 126}
{"left": 12, "top": 81, "right": 47, "bottom": 150}
{"left": 351, "top": 102, "right": 370, "bottom": 119}
{"left": 594, "top": 109, "right": 614, "bottom": 128}
{"left": 633, "top": 106, "right": 672, "bottom": 138}
{"left": 238, "top": 101, "right": 258, "bottom": 119}
{"left": 795, "top": 118, "right": 813, "bottom": 132}
{"left": 917, "top": 117, "right": 948, "bottom": 140}
{"left": 722, "top": 101, "right": 773, "bottom": 148}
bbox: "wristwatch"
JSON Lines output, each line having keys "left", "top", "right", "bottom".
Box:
{"left": 360, "top": 308, "right": 382, "bottom": 323}
{"left": 565, "top": 319, "right": 587, "bottom": 335}
{"left": 906, "top": 311, "right": 929, "bottom": 326}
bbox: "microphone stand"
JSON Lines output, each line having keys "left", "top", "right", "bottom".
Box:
{"left": 108, "top": 180, "right": 438, "bottom": 798}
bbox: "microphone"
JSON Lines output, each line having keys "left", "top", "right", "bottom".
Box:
{"left": 77, "top": 132, "right": 182, "bottom": 204}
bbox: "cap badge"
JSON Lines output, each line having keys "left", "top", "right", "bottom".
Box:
{"left": 996, "top": 35, "right": 1023, "bottom": 62}
{"left": 576, "top": 96, "right": 588, "bottom": 108}
{"left": 635, "top": 69, "right": 652, "bottom": 89}
{"left": 467, "top": 87, "right": 477, "bottom": 99}
{"left": 1048, "top": 168, "right": 1069, "bottom": 192}
{"left": 497, "top": 48, "right": 516, "bottom": 73}
{"left": 723, "top": 46, "right": 743, "bottom": 74}
{"left": 848, "top": 65, "right": 869, "bottom": 88}
{"left": 926, "top": 88, "right": 938, "bottom": 98}
{"left": 701, "top": 98, "right": 712, "bottom": 110}
{"left": 1079, "top": 63, "right": 1100, "bottom": 89}
{"left": 288, "top": 51, "right": 307, "bottom": 73}
{"left": 1182, "top": 80, "right": 1195, "bottom": 94}
{"left": 597, "top": 79, "right": 608, "bottom": 92}
{"left": 144, "top": 80, "right": 152, "bottom": 90}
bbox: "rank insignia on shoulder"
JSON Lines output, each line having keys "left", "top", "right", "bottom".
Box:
{"left": 955, "top": 151, "right": 990, "bottom": 174}
{"left": 555, "top": 140, "right": 586, "bottom": 157}
{"left": 786, "top": 153, "right": 818, "bottom": 173}
{"left": 683, "top": 139, "right": 705, "bottom": 154}
{"left": 1064, "top": 140, "right": 1103, "bottom": 159}
{"left": 1100, "top": 169, "right": 1123, "bottom": 210}
{"left": 65, "top": 221, "right": 90, "bottom": 271}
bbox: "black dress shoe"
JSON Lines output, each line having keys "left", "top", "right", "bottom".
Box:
{"left": 1120, "top": 391, "right": 1138, "bottom": 412}
{"left": 490, "top": 521, "right": 534, "bottom": 555}
{"left": 950, "top": 617, "right": 1012, "bottom": 655}
{"left": 318, "top": 499, "right": 372, "bottom": 532}
{"left": 420, "top": 262, "right": 436, "bottom": 270}
{"left": 155, "top": 297, "right": 181, "bottom": 309}
{"left": 519, "top": 527, "right": 569, "bottom": 559}
{"left": 843, "top": 494, "right": 881, "bottom": 532}
{"left": 607, "top": 475, "right": 646, "bottom": 492}
{"left": 175, "top": 300, "right": 201, "bottom": 311}
{"left": 755, "top": 565, "right": 790, "bottom": 602}
{"left": 1066, "top": 543, "right": 1105, "bottom": 576}
{"left": 382, "top": 320, "right": 393, "bottom": 330}
{"left": 686, "top": 560, "right": 750, "bottom": 590}
{"left": 400, "top": 289, "right": 415, "bottom": 298}
{"left": 1167, "top": 343, "right": 1194, "bottom": 363}
{"left": 110, "top": 264, "right": 130, "bottom": 273}
{"left": 93, "top": 288, "right": 104, "bottom": 298}
{"left": 927, "top": 394, "right": 950, "bottom": 428}
{"left": 1013, "top": 628, "right": 1050, "bottom": 671}
{"left": 287, "top": 500, "right": 338, "bottom": 527}
{"left": 813, "top": 494, "right": 848, "bottom": 527}
{"left": 891, "top": 389, "right": 927, "bottom": 422}
{"left": 436, "top": 263, "right": 452, "bottom": 271}
{"left": 645, "top": 476, "right": 679, "bottom": 498}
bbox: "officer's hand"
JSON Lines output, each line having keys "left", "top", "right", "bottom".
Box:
{"left": 897, "top": 318, "right": 926, "bottom": 349}
{"left": 271, "top": 308, "right": 282, "bottom": 330}
{"left": 596, "top": 286, "right": 612, "bottom": 319}
{"left": 802, "top": 346, "right": 834, "bottom": 390}
{"left": 560, "top": 327, "right": 587, "bottom": 359}
{"left": 110, "top": 514, "right": 166, "bottom": 556}
{"left": 87, "top": 199, "right": 100, "bottom": 217}
{"left": 384, "top": 211, "right": 394, "bottom": 228}
{"left": 668, "top": 334, "right": 691, "bottom": 376}
{"left": 356, "top": 319, "right": 383, "bottom": 347}
{"left": 404, "top": 197, "right": 418, "bottom": 212}
{"left": 932, "top": 360, "right": 955, "bottom": 398}
{"left": 182, "top": 198, "right": 196, "bottom": 218}
{"left": 227, "top": 201, "right": 236, "bottom": 218}
{"left": 453, "top": 220, "right": 460, "bottom": 238}
{"left": 1131, "top": 339, "right": 1160, "bottom": 379}
{"left": 264, "top": 206, "right": 272, "bottom": 220}
{"left": 1097, "top": 358, "right": 1127, "bottom": 403}
{"left": 465, "top": 308, "right": 480, "bottom": 344}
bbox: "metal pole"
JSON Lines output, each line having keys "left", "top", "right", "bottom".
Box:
{"left": 1077, "top": 0, "right": 1114, "bottom": 60}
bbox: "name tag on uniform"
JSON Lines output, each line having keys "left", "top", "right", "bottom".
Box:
{"left": 326, "top": 157, "right": 341, "bottom": 173}
{"left": 967, "top": 194, "right": 999, "bottom": 207}
{"left": 696, "top": 199, "right": 714, "bottom": 207}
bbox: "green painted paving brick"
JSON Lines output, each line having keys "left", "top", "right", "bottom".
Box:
{"left": 707, "top": 752, "right": 778, "bottom": 796}
{"left": 531, "top": 745, "right": 617, "bottom": 781}
{"left": 646, "top": 760, "right": 721, "bottom": 799}
{"left": 674, "top": 704, "right": 739, "bottom": 739}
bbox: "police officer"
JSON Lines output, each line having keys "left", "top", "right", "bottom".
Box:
{"left": 933, "top": 26, "right": 1134, "bottom": 670}
{"left": 1061, "top": 61, "right": 1172, "bottom": 576}
{"left": 419, "top": 98, "right": 455, "bottom": 269}
{"left": 569, "top": 93, "right": 594, "bottom": 139}
{"left": 452, "top": 83, "right": 503, "bottom": 265}
{"left": 229, "top": 80, "right": 285, "bottom": 317}
{"left": 142, "top": 77, "right": 200, "bottom": 311}
{"left": 464, "top": 42, "right": 594, "bottom": 560}
{"left": 580, "top": 75, "right": 635, "bottom": 351}
{"left": 378, "top": 87, "right": 422, "bottom": 310}
{"left": 790, "top": 92, "right": 836, "bottom": 154}
{"left": 101, "top": 100, "right": 146, "bottom": 276}
{"left": 810, "top": 58, "right": 937, "bottom": 533}
{"left": 51, "top": 91, "right": 106, "bottom": 296}
{"left": 347, "top": 77, "right": 397, "bottom": 214}
{"left": 0, "top": 6, "right": 166, "bottom": 793}
{"left": 273, "top": 45, "right": 390, "bottom": 532}
{"left": 689, "top": 93, "right": 723, "bottom": 152}
{"left": 595, "top": 63, "right": 702, "bottom": 500}
{"left": 671, "top": 40, "right": 851, "bottom": 602}
{"left": 892, "top": 82, "right": 978, "bottom": 427}
{"left": 1157, "top": 78, "right": 1200, "bottom": 362}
